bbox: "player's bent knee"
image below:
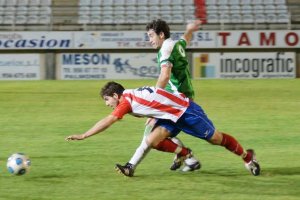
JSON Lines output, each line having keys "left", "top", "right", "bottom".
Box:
{"left": 208, "top": 130, "right": 223, "bottom": 145}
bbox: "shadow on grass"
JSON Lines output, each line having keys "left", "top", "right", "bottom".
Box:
{"left": 133, "top": 166, "right": 300, "bottom": 179}
{"left": 28, "top": 174, "right": 70, "bottom": 181}
{"left": 133, "top": 169, "right": 246, "bottom": 179}
{"left": 186, "top": 166, "right": 300, "bottom": 177}
{"left": 262, "top": 166, "right": 300, "bottom": 176}
{"left": 189, "top": 166, "right": 300, "bottom": 177}
{"left": 199, "top": 170, "right": 247, "bottom": 177}
{"left": 39, "top": 174, "right": 68, "bottom": 178}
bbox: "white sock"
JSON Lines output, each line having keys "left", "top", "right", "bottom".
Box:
{"left": 128, "top": 136, "right": 151, "bottom": 168}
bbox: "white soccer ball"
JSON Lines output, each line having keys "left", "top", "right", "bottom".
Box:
{"left": 7, "top": 153, "right": 31, "bottom": 175}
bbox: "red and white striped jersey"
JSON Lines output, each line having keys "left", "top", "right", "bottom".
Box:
{"left": 114, "top": 86, "right": 190, "bottom": 122}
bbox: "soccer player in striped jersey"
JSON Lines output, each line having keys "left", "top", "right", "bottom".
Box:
{"left": 66, "top": 82, "right": 260, "bottom": 177}
{"left": 114, "top": 19, "right": 202, "bottom": 175}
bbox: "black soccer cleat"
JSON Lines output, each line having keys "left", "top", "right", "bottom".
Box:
{"left": 115, "top": 162, "right": 135, "bottom": 177}
{"left": 170, "top": 154, "right": 184, "bottom": 171}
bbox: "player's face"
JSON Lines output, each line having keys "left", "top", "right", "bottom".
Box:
{"left": 103, "top": 94, "right": 119, "bottom": 109}
{"left": 147, "top": 29, "right": 164, "bottom": 49}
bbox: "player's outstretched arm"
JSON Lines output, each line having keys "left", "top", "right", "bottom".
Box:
{"left": 65, "top": 115, "right": 119, "bottom": 141}
{"left": 182, "top": 19, "right": 202, "bottom": 45}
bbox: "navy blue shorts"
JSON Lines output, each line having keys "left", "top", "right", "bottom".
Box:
{"left": 155, "top": 101, "right": 215, "bottom": 140}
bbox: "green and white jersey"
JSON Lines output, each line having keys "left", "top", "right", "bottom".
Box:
{"left": 157, "top": 38, "right": 195, "bottom": 99}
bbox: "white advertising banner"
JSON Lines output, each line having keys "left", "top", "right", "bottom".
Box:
{"left": 57, "top": 53, "right": 159, "bottom": 80}
{"left": 0, "top": 31, "right": 299, "bottom": 49}
{"left": 73, "top": 31, "right": 216, "bottom": 49}
{"left": 217, "top": 31, "right": 300, "bottom": 48}
{"left": 0, "top": 54, "right": 42, "bottom": 80}
{"left": 193, "top": 52, "right": 296, "bottom": 79}
{"left": 73, "top": 31, "right": 300, "bottom": 49}
{"left": 0, "top": 32, "right": 72, "bottom": 49}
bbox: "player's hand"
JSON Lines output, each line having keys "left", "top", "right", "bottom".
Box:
{"left": 186, "top": 19, "right": 202, "bottom": 32}
{"left": 65, "top": 134, "right": 85, "bottom": 141}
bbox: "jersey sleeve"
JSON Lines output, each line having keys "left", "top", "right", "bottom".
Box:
{"left": 159, "top": 39, "right": 176, "bottom": 67}
{"left": 111, "top": 99, "right": 132, "bottom": 119}
{"left": 161, "top": 60, "right": 173, "bottom": 68}
{"left": 178, "top": 39, "right": 187, "bottom": 49}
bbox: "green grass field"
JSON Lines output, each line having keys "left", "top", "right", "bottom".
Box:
{"left": 0, "top": 79, "right": 299, "bottom": 200}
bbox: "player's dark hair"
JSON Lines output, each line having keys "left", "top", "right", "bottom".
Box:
{"left": 146, "top": 19, "right": 170, "bottom": 39}
{"left": 100, "top": 81, "right": 125, "bottom": 98}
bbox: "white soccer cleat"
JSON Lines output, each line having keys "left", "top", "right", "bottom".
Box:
{"left": 181, "top": 156, "right": 201, "bottom": 172}
{"left": 244, "top": 149, "right": 260, "bottom": 176}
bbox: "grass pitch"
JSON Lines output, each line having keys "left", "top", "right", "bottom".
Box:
{"left": 0, "top": 79, "right": 299, "bottom": 200}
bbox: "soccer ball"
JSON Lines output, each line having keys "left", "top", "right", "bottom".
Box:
{"left": 7, "top": 153, "right": 31, "bottom": 175}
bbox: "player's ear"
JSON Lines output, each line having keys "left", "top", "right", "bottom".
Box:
{"left": 159, "top": 32, "right": 164, "bottom": 39}
{"left": 113, "top": 93, "right": 119, "bottom": 99}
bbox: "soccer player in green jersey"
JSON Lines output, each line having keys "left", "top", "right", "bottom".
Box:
{"left": 115, "top": 19, "right": 202, "bottom": 177}
{"left": 154, "top": 21, "right": 195, "bottom": 99}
